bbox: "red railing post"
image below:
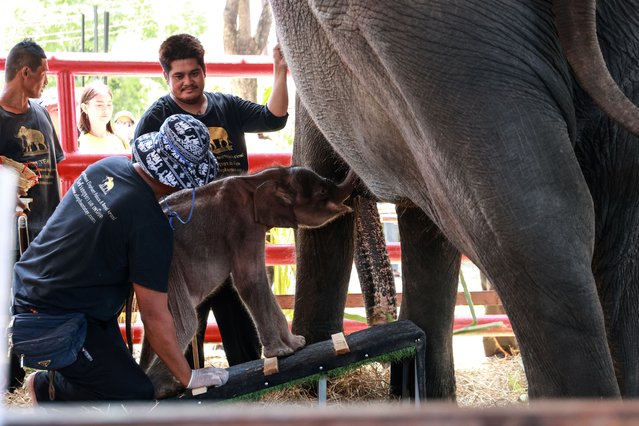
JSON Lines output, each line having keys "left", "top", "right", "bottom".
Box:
{"left": 56, "top": 69, "right": 78, "bottom": 193}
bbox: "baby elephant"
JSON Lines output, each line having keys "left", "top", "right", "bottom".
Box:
{"left": 141, "top": 166, "right": 355, "bottom": 398}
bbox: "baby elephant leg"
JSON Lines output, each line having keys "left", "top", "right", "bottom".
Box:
{"left": 259, "top": 307, "right": 306, "bottom": 357}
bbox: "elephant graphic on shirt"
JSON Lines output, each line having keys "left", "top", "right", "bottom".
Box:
{"left": 208, "top": 127, "right": 233, "bottom": 154}
{"left": 17, "top": 126, "right": 47, "bottom": 155}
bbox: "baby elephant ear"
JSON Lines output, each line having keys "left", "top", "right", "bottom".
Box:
{"left": 254, "top": 180, "right": 297, "bottom": 228}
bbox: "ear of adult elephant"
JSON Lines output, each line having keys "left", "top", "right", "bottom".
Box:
{"left": 554, "top": 0, "right": 639, "bottom": 136}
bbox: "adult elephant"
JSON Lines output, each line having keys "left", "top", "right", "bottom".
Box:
{"left": 270, "top": 0, "right": 639, "bottom": 400}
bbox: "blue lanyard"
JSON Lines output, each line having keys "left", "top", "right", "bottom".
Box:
{"left": 164, "top": 188, "right": 196, "bottom": 230}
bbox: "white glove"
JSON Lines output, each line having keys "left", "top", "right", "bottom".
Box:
{"left": 187, "top": 367, "right": 229, "bottom": 389}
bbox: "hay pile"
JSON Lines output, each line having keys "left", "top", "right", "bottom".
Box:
{"left": 4, "top": 351, "right": 527, "bottom": 407}
{"left": 456, "top": 354, "right": 528, "bottom": 406}
{"left": 259, "top": 354, "right": 528, "bottom": 406}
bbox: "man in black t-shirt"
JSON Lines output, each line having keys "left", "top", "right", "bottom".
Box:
{"left": 0, "top": 39, "right": 64, "bottom": 249}
{"left": 0, "top": 39, "right": 65, "bottom": 392}
{"left": 135, "top": 33, "right": 288, "bottom": 178}
{"left": 15, "top": 114, "right": 229, "bottom": 402}
{"left": 135, "top": 33, "right": 289, "bottom": 367}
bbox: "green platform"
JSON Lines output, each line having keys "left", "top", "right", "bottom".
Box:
{"left": 177, "top": 320, "right": 426, "bottom": 403}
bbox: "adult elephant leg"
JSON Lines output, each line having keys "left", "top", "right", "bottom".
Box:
{"left": 578, "top": 126, "right": 639, "bottom": 397}
{"left": 466, "top": 142, "right": 619, "bottom": 398}
{"left": 593, "top": 199, "right": 639, "bottom": 397}
{"left": 291, "top": 98, "right": 355, "bottom": 343}
{"left": 207, "top": 277, "right": 261, "bottom": 365}
{"left": 390, "top": 204, "right": 460, "bottom": 401}
{"left": 292, "top": 213, "right": 355, "bottom": 342}
{"left": 572, "top": 0, "right": 639, "bottom": 395}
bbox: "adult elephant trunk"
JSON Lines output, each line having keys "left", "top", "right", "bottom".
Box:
{"left": 554, "top": 0, "right": 639, "bottom": 136}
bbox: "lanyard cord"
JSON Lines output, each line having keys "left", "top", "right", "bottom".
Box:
{"left": 164, "top": 188, "right": 196, "bottom": 230}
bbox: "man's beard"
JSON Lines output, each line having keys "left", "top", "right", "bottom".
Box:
{"left": 177, "top": 87, "right": 201, "bottom": 104}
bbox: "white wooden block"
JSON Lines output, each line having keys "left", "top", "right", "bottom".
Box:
{"left": 331, "top": 332, "right": 350, "bottom": 355}
{"left": 191, "top": 386, "right": 207, "bottom": 396}
{"left": 263, "top": 357, "right": 279, "bottom": 376}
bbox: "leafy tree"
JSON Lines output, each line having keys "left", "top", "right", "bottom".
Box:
{"left": 108, "top": 76, "right": 166, "bottom": 119}
{"left": 2, "top": 0, "right": 215, "bottom": 116}
{"left": 223, "top": 0, "right": 272, "bottom": 102}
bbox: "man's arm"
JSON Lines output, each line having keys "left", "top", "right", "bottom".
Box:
{"left": 266, "top": 44, "right": 289, "bottom": 117}
{"left": 133, "top": 283, "right": 192, "bottom": 386}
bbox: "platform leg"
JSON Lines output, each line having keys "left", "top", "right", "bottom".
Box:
{"left": 413, "top": 357, "right": 420, "bottom": 404}
{"left": 401, "top": 359, "right": 410, "bottom": 399}
{"left": 318, "top": 375, "right": 328, "bottom": 406}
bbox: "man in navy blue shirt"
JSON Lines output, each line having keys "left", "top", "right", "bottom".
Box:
{"left": 135, "top": 33, "right": 289, "bottom": 368}
{"left": 15, "top": 114, "right": 228, "bottom": 402}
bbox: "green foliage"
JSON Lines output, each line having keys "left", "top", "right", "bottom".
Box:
{"left": 343, "top": 312, "right": 368, "bottom": 324}
{"left": 261, "top": 86, "right": 272, "bottom": 105}
{"left": 508, "top": 372, "right": 525, "bottom": 393}
{"left": 108, "top": 76, "right": 166, "bottom": 118}
{"left": 2, "top": 0, "right": 230, "bottom": 114}
{"left": 266, "top": 227, "right": 296, "bottom": 296}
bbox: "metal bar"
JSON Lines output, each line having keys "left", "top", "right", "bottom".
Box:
{"left": 414, "top": 357, "right": 420, "bottom": 403}
{"left": 93, "top": 5, "right": 98, "bottom": 53}
{"left": 103, "top": 11, "right": 109, "bottom": 53}
{"left": 0, "top": 54, "right": 277, "bottom": 77}
{"left": 117, "top": 314, "right": 512, "bottom": 345}
{"left": 275, "top": 290, "right": 501, "bottom": 308}
{"left": 317, "top": 375, "right": 327, "bottom": 407}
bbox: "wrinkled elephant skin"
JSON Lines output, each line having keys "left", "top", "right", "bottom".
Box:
{"left": 271, "top": 0, "right": 639, "bottom": 399}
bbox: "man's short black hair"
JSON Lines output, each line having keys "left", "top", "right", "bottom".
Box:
{"left": 159, "top": 34, "right": 206, "bottom": 75}
{"left": 5, "top": 38, "right": 47, "bottom": 82}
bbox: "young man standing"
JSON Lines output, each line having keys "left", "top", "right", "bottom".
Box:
{"left": 0, "top": 39, "right": 65, "bottom": 392}
{"left": 15, "top": 114, "right": 228, "bottom": 401}
{"left": 135, "top": 33, "right": 289, "bottom": 367}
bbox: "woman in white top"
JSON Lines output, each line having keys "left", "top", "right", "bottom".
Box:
{"left": 78, "top": 81, "right": 129, "bottom": 153}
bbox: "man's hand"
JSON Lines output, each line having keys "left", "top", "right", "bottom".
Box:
{"left": 267, "top": 43, "right": 289, "bottom": 117}
{"left": 187, "top": 367, "right": 229, "bottom": 389}
{"left": 272, "top": 43, "right": 288, "bottom": 74}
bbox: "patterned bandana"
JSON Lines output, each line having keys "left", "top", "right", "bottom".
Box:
{"left": 132, "top": 114, "right": 218, "bottom": 189}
